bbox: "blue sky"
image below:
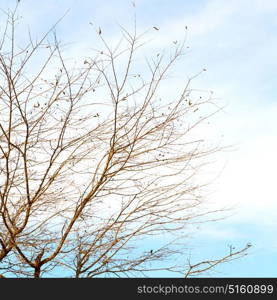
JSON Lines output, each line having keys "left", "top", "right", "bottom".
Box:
{"left": 1, "top": 0, "right": 277, "bottom": 277}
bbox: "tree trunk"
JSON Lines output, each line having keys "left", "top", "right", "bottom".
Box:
{"left": 34, "top": 267, "right": 41, "bottom": 278}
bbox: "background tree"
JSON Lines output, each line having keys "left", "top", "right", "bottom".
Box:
{"left": 0, "top": 6, "right": 250, "bottom": 278}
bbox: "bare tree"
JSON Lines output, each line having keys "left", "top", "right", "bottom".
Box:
{"left": 0, "top": 6, "right": 250, "bottom": 278}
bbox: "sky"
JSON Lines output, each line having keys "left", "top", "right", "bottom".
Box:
{"left": 1, "top": 0, "right": 277, "bottom": 277}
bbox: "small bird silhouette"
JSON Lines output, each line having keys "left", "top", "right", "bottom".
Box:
{"left": 153, "top": 26, "right": 159, "bottom": 31}
{"left": 98, "top": 27, "right": 102, "bottom": 35}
